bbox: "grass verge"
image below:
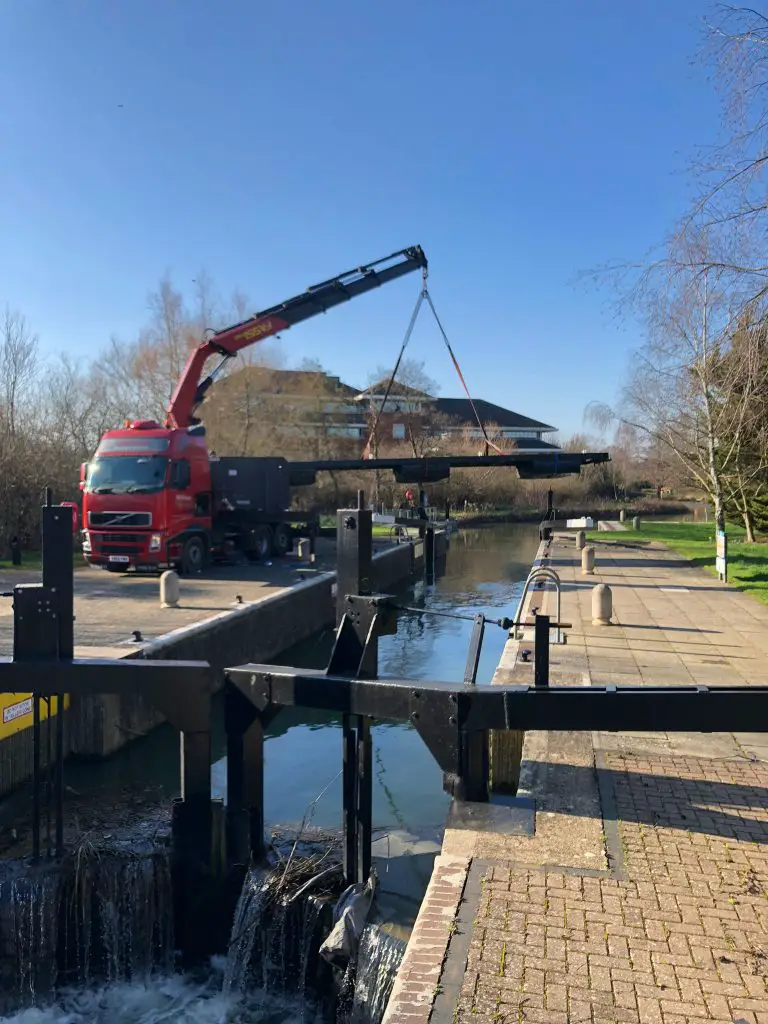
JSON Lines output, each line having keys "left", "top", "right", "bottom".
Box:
{"left": 586, "top": 521, "right": 768, "bottom": 604}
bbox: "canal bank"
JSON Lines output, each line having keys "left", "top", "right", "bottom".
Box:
{"left": 386, "top": 527, "right": 768, "bottom": 1024}
{"left": 0, "top": 531, "right": 443, "bottom": 799}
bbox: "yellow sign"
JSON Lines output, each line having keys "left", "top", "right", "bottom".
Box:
{"left": 233, "top": 319, "right": 274, "bottom": 344}
{"left": 0, "top": 693, "right": 69, "bottom": 741}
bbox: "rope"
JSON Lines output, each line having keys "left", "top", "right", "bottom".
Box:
{"left": 362, "top": 272, "right": 427, "bottom": 459}
{"left": 386, "top": 600, "right": 512, "bottom": 631}
{"left": 362, "top": 272, "right": 508, "bottom": 459}
{"left": 422, "top": 290, "right": 507, "bottom": 456}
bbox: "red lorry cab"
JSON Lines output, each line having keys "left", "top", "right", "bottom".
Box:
{"left": 81, "top": 421, "right": 213, "bottom": 573}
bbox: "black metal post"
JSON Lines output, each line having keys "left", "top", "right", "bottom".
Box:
{"left": 225, "top": 687, "right": 264, "bottom": 866}
{"left": 463, "top": 615, "right": 485, "bottom": 685}
{"left": 425, "top": 526, "right": 435, "bottom": 582}
{"left": 356, "top": 716, "right": 372, "bottom": 883}
{"left": 42, "top": 503, "right": 73, "bottom": 859}
{"left": 336, "top": 506, "right": 373, "bottom": 625}
{"left": 32, "top": 696, "right": 40, "bottom": 862}
{"left": 534, "top": 613, "right": 550, "bottom": 689}
{"left": 456, "top": 731, "right": 489, "bottom": 803}
{"left": 342, "top": 715, "right": 358, "bottom": 886}
{"left": 546, "top": 489, "right": 554, "bottom": 520}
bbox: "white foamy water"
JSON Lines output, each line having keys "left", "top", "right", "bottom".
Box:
{"left": 0, "top": 974, "right": 323, "bottom": 1024}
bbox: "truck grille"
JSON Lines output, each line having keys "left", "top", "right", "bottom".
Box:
{"left": 97, "top": 544, "right": 142, "bottom": 556}
{"left": 88, "top": 511, "right": 152, "bottom": 528}
{"left": 95, "top": 533, "right": 144, "bottom": 544}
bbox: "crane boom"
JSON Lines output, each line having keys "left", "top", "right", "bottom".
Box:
{"left": 166, "top": 245, "right": 428, "bottom": 429}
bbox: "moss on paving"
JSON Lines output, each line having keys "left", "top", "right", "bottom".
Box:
{"left": 586, "top": 521, "right": 768, "bottom": 604}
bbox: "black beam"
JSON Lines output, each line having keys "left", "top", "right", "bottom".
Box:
{"left": 0, "top": 658, "right": 212, "bottom": 699}
{"left": 225, "top": 666, "right": 768, "bottom": 735}
{"left": 287, "top": 451, "right": 610, "bottom": 487}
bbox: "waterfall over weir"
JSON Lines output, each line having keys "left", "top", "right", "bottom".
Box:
{"left": 0, "top": 845, "right": 405, "bottom": 1024}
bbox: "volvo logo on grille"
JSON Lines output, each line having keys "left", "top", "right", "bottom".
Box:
{"left": 88, "top": 511, "right": 152, "bottom": 528}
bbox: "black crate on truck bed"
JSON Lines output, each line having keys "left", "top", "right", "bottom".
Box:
{"left": 210, "top": 457, "right": 291, "bottom": 513}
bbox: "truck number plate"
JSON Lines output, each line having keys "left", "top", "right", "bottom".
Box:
{"left": 108, "top": 555, "right": 130, "bottom": 564}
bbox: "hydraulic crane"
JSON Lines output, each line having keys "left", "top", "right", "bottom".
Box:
{"left": 167, "top": 246, "right": 428, "bottom": 429}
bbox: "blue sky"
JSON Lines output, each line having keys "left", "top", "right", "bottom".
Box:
{"left": 0, "top": 1, "right": 717, "bottom": 437}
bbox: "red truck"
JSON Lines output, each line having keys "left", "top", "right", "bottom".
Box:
{"left": 80, "top": 246, "right": 427, "bottom": 574}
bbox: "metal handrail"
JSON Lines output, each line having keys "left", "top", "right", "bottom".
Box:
{"left": 511, "top": 566, "right": 563, "bottom": 644}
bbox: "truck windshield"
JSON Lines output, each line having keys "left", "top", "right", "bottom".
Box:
{"left": 86, "top": 456, "right": 168, "bottom": 494}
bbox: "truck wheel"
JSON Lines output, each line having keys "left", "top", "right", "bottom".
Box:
{"left": 272, "top": 524, "right": 292, "bottom": 557}
{"left": 181, "top": 536, "right": 207, "bottom": 575}
{"left": 245, "top": 525, "right": 273, "bottom": 563}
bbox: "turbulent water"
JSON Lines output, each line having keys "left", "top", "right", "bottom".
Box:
{"left": 0, "top": 972, "right": 325, "bottom": 1023}
{"left": 0, "top": 856, "right": 398, "bottom": 1024}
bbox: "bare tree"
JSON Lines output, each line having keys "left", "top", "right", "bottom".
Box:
{"left": 0, "top": 307, "right": 38, "bottom": 438}
{"left": 587, "top": 231, "right": 762, "bottom": 532}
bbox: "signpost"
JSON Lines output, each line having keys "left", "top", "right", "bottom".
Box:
{"left": 716, "top": 529, "right": 728, "bottom": 582}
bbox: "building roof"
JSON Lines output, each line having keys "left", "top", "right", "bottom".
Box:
{"left": 355, "top": 379, "right": 434, "bottom": 401}
{"left": 213, "top": 367, "right": 361, "bottom": 398}
{"left": 435, "top": 398, "right": 556, "bottom": 433}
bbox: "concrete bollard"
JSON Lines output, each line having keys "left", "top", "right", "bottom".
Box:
{"left": 575, "top": 529, "right": 586, "bottom": 551}
{"left": 160, "top": 570, "right": 180, "bottom": 608}
{"left": 297, "top": 538, "right": 310, "bottom": 561}
{"left": 582, "top": 545, "right": 595, "bottom": 575}
{"left": 592, "top": 583, "right": 612, "bottom": 625}
{"left": 632, "top": 516, "right": 640, "bottom": 531}
{"left": 619, "top": 509, "right": 626, "bottom": 523}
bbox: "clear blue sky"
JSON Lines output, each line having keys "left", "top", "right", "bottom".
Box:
{"left": 0, "top": 1, "right": 716, "bottom": 437}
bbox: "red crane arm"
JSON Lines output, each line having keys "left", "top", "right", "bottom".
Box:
{"left": 166, "top": 245, "right": 427, "bottom": 429}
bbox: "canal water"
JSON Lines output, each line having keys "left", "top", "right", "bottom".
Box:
{"left": 1, "top": 523, "right": 540, "bottom": 1022}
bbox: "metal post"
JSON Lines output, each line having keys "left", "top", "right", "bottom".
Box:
{"left": 342, "top": 715, "right": 358, "bottom": 886}
{"left": 336, "top": 507, "right": 372, "bottom": 626}
{"left": 42, "top": 504, "right": 73, "bottom": 859}
{"left": 534, "top": 613, "right": 550, "bottom": 689}
{"left": 32, "top": 696, "right": 40, "bottom": 862}
{"left": 225, "top": 687, "right": 264, "bottom": 866}
{"left": 546, "top": 489, "right": 554, "bottom": 520}
{"left": 425, "top": 526, "right": 435, "bottom": 582}
{"left": 457, "top": 731, "right": 489, "bottom": 803}
{"left": 463, "top": 615, "right": 485, "bottom": 685}
{"left": 356, "top": 716, "right": 372, "bottom": 884}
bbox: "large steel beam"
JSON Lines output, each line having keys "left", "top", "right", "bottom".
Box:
{"left": 226, "top": 666, "right": 768, "bottom": 736}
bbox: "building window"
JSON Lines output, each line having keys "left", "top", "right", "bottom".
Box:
{"left": 392, "top": 423, "right": 406, "bottom": 440}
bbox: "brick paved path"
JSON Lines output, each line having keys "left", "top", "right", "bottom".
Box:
{"left": 385, "top": 532, "right": 768, "bottom": 1024}
{"left": 456, "top": 755, "right": 768, "bottom": 1024}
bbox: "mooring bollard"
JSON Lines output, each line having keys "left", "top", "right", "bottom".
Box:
{"left": 160, "top": 570, "right": 180, "bottom": 608}
{"left": 619, "top": 509, "right": 626, "bottom": 523}
{"left": 582, "top": 545, "right": 595, "bottom": 575}
{"left": 575, "top": 529, "right": 586, "bottom": 551}
{"left": 632, "top": 516, "right": 640, "bottom": 531}
{"left": 592, "top": 583, "right": 612, "bottom": 625}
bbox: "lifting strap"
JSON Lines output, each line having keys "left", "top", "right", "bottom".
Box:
{"left": 363, "top": 274, "right": 427, "bottom": 459}
{"left": 423, "top": 290, "right": 506, "bottom": 457}
{"left": 362, "top": 274, "right": 507, "bottom": 458}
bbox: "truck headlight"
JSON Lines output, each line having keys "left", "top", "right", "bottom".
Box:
{"left": 149, "top": 534, "right": 162, "bottom": 553}
{"left": 82, "top": 532, "right": 91, "bottom": 553}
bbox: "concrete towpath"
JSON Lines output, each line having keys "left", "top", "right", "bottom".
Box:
{"left": 0, "top": 536, "right": 363, "bottom": 657}
{"left": 384, "top": 531, "right": 768, "bottom": 1024}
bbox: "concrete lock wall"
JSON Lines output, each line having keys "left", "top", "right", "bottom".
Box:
{"left": 0, "top": 538, "right": 436, "bottom": 794}
{"left": 68, "top": 572, "right": 336, "bottom": 759}
{"left": 72, "top": 542, "right": 423, "bottom": 760}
